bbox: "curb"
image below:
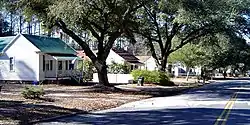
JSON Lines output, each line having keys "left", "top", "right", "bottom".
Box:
{"left": 28, "top": 111, "right": 88, "bottom": 125}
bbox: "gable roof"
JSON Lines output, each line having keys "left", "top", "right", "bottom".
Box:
{"left": 112, "top": 48, "right": 139, "bottom": 61}
{"left": 22, "top": 34, "right": 76, "bottom": 54}
{"left": 112, "top": 48, "right": 143, "bottom": 65}
{"left": 0, "top": 36, "right": 15, "bottom": 52}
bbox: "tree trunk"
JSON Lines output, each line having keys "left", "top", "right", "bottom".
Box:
{"left": 56, "top": 20, "right": 115, "bottom": 87}
{"left": 97, "top": 70, "right": 111, "bottom": 87}
{"left": 223, "top": 70, "right": 227, "bottom": 79}
{"left": 186, "top": 68, "right": 190, "bottom": 81}
{"left": 159, "top": 64, "right": 166, "bottom": 72}
{"left": 159, "top": 57, "right": 168, "bottom": 72}
{"left": 95, "top": 61, "right": 112, "bottom": 87}
{"left": 201, "top": 67, "right": 206, "bottom": 83}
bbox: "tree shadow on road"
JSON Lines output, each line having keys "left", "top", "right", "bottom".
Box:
{"left": 36, "top": 80, "right": 250, "bottom": 125}
{"left": 184, "top": 80, "right": 250, "bottom": 101}
{"left": 45, "top": 107, "right": 250, "bottom": 125}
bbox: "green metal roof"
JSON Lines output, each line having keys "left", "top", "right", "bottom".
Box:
{"left": 0, "top": 36, "right": 15, "bottom": 52}
{"left": 48, "top": 53, "right": 82, "bottom": 60}
{"left": 22, "top": 34, "right": 76, "bottom": 54}
{"left": 53, "top": 56, "right": 77, "bottom": 60}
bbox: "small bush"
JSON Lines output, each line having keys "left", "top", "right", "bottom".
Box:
{"left": 131, "top": 70, "right": 174, "bottom": 86}
{"left": 78, "top": 60, "right": 95, "bottom": 82}
{"left": 108, "top": 61, "right": 130, "bottom": 74}
{"left": 21, "top": 86, "right": 45, "bottom": 99}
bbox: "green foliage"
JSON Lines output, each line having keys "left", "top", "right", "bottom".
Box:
{"left": 17, "top": 0, "right": 141, "bottom": 41}
{"left": 135, "top": 0, "right": 250, "bottom": 71}
{"left": 198, "top": 32, "right": 250, "bottom": 70}
{"left": 131, "top": 70, "right": 174, "bottom": 86}
{"left": 168, "top": 43, "right": 206, "bottom": 68}
{"left": 78, "top": 60, "right": 95, "bottom": 82}
{"left": 17, "top": 0, "right": 143, "bottom": 86}
{"left": 108, "top": 61, "right": 130, "bottom": 74}
{"left": 21, "top": 86, "right": 45, "bottom": 99}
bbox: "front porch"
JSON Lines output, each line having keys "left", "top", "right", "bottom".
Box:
{"left": 42, "top": 53, "right": 83, "bottom": 81}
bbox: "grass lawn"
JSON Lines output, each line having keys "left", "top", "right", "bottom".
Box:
{"left": 0, "top": 83, "right": 152, "bottom": 125}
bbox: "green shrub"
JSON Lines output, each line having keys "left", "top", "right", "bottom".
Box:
{"left": 21, "top": 86, "right": 45, "bottom": 99}
{"left": 108, "top": 61, "right": 130, "bottom": 74}
{"left": 78, "top": 60, "right": 95, "bottom": 82}
{"left": 131, "top": 70, "right": 174, "bottom": 86}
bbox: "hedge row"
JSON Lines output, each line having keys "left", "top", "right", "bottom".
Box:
{"left": 131, "top": 70, "right": 174, "bottom": 86}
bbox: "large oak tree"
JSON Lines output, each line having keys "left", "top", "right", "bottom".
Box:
{"left": 135, "top": 0, "right": 250, "bottom": 72}
{"left": 17, "top": 0, "right": 142, "bottom": 86}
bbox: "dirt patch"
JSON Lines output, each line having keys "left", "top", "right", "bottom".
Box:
{"left": 0, "top": 84, "right": 151, "bottom": 125}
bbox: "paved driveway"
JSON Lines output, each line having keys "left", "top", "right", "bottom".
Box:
{"left": 38, "top": 80, "right": 250, "bottom": 125}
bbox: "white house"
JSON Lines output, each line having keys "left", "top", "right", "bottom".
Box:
{"left": 0, "top": 34, "right": 81, "bottom": 82}
{"left": 79, "top": 48, "right": 144, "bottom": 71}
{"left": 136, "top": 56, "right": 158, "bottom": 71}
{"left": 106, "top": 48, "right": 144, "bottom": 70}
{"left": 92, "top": 48, "right": 143, "bottom": 83}
{"left": 173, "top": 62, "right": 201, "bottom": 77}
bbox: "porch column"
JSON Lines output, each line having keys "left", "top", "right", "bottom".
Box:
{"left": 55, "top": 60, "right": 58, "bottom": 80}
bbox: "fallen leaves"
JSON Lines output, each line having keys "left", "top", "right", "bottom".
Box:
{"left": 0, "top": 84, "right": 151, "bottom": 124}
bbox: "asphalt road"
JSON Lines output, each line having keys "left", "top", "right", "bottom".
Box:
{"left": 38, "top": 80, "right": 250, "bottom": 125}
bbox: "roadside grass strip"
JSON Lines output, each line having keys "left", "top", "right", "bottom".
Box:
{"left": 214, "top": 92, "right": 239, "bottom": 125}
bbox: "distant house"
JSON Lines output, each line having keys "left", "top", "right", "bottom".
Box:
{"left": 136, "top": 56, "right": 158, "bottom": 71}
{"left": 0, "top": 34, "right": 81, "bottom": 82}
{"left": 173, "top": 62, "right": 201, "bottom": 77}
{"left": 78, "top": 48, "right": 144, "bottom": 71}
{"left": 106, "top": 48, "right": 144, "bottom": 71}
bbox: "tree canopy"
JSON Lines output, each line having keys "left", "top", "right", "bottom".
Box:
{"left": 169, "top": 31, "right": 250, "bottom": 78}
{"left": 16, "top": 0, "right": 143, "bottom": 86}
{"left": 135, "top": 0, "right": 250, "bottom": 71}
{"left": 7, "top": 0, "right": 250, "bottom": 86}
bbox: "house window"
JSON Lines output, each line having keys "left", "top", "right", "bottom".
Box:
{"left": 135, "top": 65, "right": 138, "bottom": 69}
{"left": 50, "top": 60, "right": 53, "bottom": 70}
{"left": 65, "top": 60, "right": 69, "bottom": 70}
{"left": 46, "top": 60, "right": 50, "bottom": 70}
{"left": 9, "top": 57, "right": 14, "bottom": 71}
{"left": 58, "top": 61, "right": 63, "bottom": 70}
{"left": 130, "top": 65, "right": 134, "bottom": 70}
{"left": 43, "top": 55, "right": 45, "bottom": 71}
{"left": 45, "top": 60, "right": 53, "bottom": 71}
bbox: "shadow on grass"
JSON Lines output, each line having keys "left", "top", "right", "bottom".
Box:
{"left": 76, "top": 84, "right": 189, "bottom": 97}
{"left": 0, "top": 100, "right": 82, "bottom": 125}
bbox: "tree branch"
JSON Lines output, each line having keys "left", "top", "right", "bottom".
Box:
{"left": 168, "top": 24, "right": 212, "bottom": 54}
{"left": 135, "top": 30, "right": 160, "bottom": 42}
{"left": 89, "top": 21, "right": 105, "bottom": 32}
{"left": 56, "top": 20, "right": 97, "bottom": 62}
{"left": 85, "top": 22, "right": 100, "bottom": 40}
{"left": 146, "top": 35, "right": 160, "bottom": 65}
{"left": 169, "top": 31, "right": 210, "bottom": 53}
{"left": 164, "top": 23, "right": 182, "bottom": 53}
{"left": 103, "top": 31, "right": 122, "bottom": 59}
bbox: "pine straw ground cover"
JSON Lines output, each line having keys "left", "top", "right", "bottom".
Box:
{"left": 0, "top": 84, "right": 152, "bottom": 125}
